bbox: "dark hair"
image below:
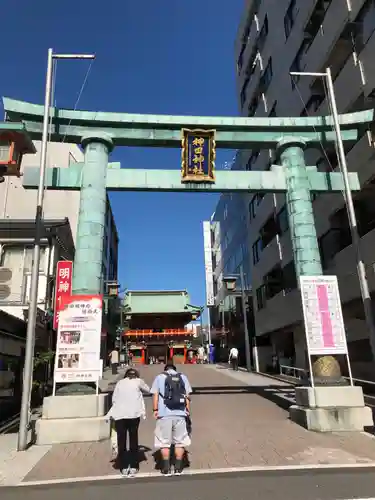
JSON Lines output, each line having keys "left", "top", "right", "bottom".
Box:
{"left": 164, "top": 362, "right": 176, "bottom": 371}
{"left": 124, "top": 368, "right": 139, "bottom": 379}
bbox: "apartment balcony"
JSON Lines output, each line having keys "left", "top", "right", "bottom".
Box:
{"left": 312, "top": 133, "right": 375, "bottom": 237}
{"left": 359, "top": 29, "right": 375, "bottom": 99}
{"left": 237, "top": 18, "right": 259, "bottom": 83}
{"left": 314, "top": 52, "right": 363, "bottom": 117}
{"left": 255, "top": 288, "right": 302, "bottom": 336}
{"left": 325, "top": 228, "right": 375, "bottom": 304}
{"left": 303, "top": 0, "right": 351, "bottom": 79}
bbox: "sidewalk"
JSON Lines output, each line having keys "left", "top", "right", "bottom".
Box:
{"left": 0, "top": 367, "right": 122, "bottom": 486}
{"left": 2, "top": 364, "right": 375, "bottom": 486}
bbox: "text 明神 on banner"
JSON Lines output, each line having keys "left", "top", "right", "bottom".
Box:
{"left": 54, "top": 295, "right": 103, "bottom": 383}
{"left": 53, "top": 261, "right": 73, "bottom": 330}
{"left": 300, "top": 276, "right": 348, "bottom": 356}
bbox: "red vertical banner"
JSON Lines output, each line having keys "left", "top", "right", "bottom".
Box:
{"left": 53, "top": 261, "right": 73, "bottom": 330}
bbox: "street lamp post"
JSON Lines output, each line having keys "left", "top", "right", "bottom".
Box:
{"left": 223, "top": 265, "right": 256, "bottom": 372}
{"left": 290, "top": 67, "right": 375, "bottom": 363}
{"left": 18, "top": 49, "right": 95, "bottom": 453}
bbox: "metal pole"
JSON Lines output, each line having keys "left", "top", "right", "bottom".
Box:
{"left": 325, "top": 67, "right": 375, "bottom": 362}
{"left": 240, "top": 265, "right": 251, "bottom": 372}
{"left": 18, "top": 48, "right": 54, "bottom": 452}
{"left": 119, "top": 308, "right": 123, "bottom": 366}
{"left": 207, "top": 307, "right": 212, "bottom": 346}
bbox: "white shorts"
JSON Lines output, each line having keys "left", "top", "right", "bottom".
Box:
{"left": 154, "top": 417, "right": 191, "bottom": 449}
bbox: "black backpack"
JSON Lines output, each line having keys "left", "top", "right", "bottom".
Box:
{"left": 162, "top": 372, "right": 186, "bottom": 411}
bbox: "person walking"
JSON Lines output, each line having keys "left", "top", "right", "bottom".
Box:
{"left": 109, "top": 348, "right": 119, "bottom": 375}
{"left": 107, "top": 368, "right": 150, "bottom": 477}
{"left": 229, "top": 346, "right": 239, "bottom": 371}
{"left": 197, "top": 345, "right": 204, "bottom": 364}
{"left": 151, "top": 362, "right": 192, "bottom": 476}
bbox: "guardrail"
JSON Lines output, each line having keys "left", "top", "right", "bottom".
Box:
{"left": 279, "top": 364, "right": 375, "bottom": 405}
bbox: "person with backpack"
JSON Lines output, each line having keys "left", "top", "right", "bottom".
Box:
{"left": 150, "top": 362, "right": 192, "bottom": 476}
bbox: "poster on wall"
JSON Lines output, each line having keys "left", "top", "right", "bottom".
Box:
{"left": 300, "top": 276, "right": 348, "bottom": 356}
{"left": 54, "top": 295, "right": 103, "bottom": 383}
{"left": 203, "top": 221, "right": 215, "bottom": 306}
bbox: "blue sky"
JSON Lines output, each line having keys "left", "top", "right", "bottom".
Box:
{"left": 1, "top": 0, "right": 244, "bottom": 312}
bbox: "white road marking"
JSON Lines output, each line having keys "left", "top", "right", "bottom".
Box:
{"left": 14, "top": 461, "right": 375, "bottom": 487}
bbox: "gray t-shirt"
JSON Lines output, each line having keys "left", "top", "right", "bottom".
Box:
{"left": 108, "top": 378, "right": 150, "bottom": 420}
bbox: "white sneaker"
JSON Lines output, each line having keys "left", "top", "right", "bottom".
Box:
{"left": 128, "top": 468, "right": 138, "bottom": 478}
{"left": 120, "top": 467, "right": 130, "bottom": 477}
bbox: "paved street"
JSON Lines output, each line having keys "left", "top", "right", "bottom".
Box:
{"left": 3, "top": 468, "right": 375, "bottom": 500}
{"left": 16, "top": 364, "right": 375, "bottom": 483}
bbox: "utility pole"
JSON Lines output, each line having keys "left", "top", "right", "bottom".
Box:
{"left": 240, "top": 265, "right": 252, "bottom": 372}
{"left": 18, "top": 49, "right": 95, "bottom": 452}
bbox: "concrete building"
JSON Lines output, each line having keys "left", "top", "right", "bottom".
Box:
{"left": 227, "top": 0, "right": 375, "bottom": 377}
{"left": 0, "top": 140, "right": 119, "bottom": 420}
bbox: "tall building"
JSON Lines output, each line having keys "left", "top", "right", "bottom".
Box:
{"left": 230, "top": 0, "right": 375, "bottom": 377}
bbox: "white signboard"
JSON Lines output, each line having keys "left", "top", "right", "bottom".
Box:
{"left": 203, "top": 221, "right": 215, "bottom": 306}
{"left": 54, "top": 295, "right": 103, "bottom": 383}
{"left": 300, "top": 276, "right": 348, "bottom": 356}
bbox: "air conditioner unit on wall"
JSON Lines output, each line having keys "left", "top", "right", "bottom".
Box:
{"left": 0, "top": 267, "right": 12, "bottom": 300}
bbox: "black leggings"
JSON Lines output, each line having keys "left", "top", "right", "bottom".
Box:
{"left": 115, "top": 417, "right": 140, "bottom": 469}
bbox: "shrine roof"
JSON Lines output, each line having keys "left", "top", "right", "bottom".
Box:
{"left": 124, "top": 290, "right": 201, "bottom": 316}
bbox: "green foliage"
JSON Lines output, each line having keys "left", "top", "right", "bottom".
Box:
{"left": 33, "top": 350, "right": 54, "bottom": 369}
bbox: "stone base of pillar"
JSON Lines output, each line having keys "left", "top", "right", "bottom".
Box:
{"left": 289, "top": 386, "right": 373, "bottom": 432}
{"left": 34, "top": 394, "right": 110, "bottom": 445}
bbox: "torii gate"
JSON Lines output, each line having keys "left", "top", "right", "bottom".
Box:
{"left": 3, "top": 97, "right": 374, "bottom": 435}
{"left": 3, "top": 97, "right": 363, "bottom": 297}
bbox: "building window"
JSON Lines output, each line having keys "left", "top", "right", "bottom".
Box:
{"left": 284, "top": 0, "right": 298, "bottom": 39}
{"left": 260, "top": 215, "right": 279, "bottom": 248}
{"left": 300, "top": 94, "right": 325, "bottom": 116}
{"left": 246, "top": 150, "right": 260, "bottom": 171}
{"left": 252, "top": 238, "right": 263, "bottom": 265}
{"left": 268, "top": 101, "right": 277, "bottom": 117}
{"left": 277, "top": 206, "right": 289, "bottom": 234}
{"left": 304, "top": 0, "right": 332, "bottom": 44}
{"left": 2, "top": 246, "right": 47, "bottom": 273}
{"left": 260, "top": 57, "right": 273, "bottom": 93}
{"left": 249, "top": 193, "right": 264, "bottom": 220}
{"left": 240, "top": 76, "right": 250, "bottom": 107}
{"left": 248, "top": 95, "right": 259, "bottom": 116}
{"left": 257, "top": 15, "right": 269, "bottom": 51}
{"left": 256, "top": 285, "right": 266, "bottom": 310}
{"left": 282, "top": 261, "right": 297, "bottom": 292}
{"left": 290, "top": 43, "right": 306, "bottom": 89}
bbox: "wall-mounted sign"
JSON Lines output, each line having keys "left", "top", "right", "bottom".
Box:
{"left": 181, "top": 129, "right": 216, "bottom": 183}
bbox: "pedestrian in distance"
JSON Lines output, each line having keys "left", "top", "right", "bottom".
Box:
{"left": 107, "top": 368, "right": 150, "bottom": 478}
{"left": 109, "top": 348, "right": 119, "bottom": 375}
{"left": 151, "top": 362, "right": 192, "bottom": 476}
{"left": 229, "top": 345, "right": 239, "bottom": 371}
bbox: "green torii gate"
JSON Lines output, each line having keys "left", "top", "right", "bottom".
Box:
{"left": 2, "top": 97, "right": 365, "bottom": 301}
{"left": 5, "top": 97, "right": 375, "bottom": 435}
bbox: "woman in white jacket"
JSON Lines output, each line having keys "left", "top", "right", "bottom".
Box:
{"left": 107, "top": 368, "right": 150, "bottom": 477}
